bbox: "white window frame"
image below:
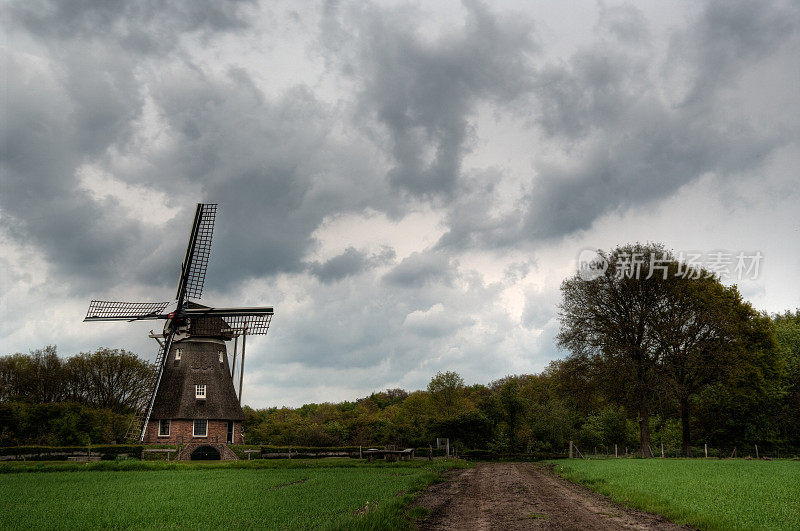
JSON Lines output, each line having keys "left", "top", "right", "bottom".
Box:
{"left": 193, "top": 419, "right": 208, "bottom": 438}
{"left": 175, "top": 348, "right": 182, "bottom": 360}
{"left": 195, "top": 384, "right": 206, "bottom": 399}
{"left": 158, "top": 419, "right": 170, "bottom": 437}
{"left": 218, "top": 350, "right": 223, "bottom": 363}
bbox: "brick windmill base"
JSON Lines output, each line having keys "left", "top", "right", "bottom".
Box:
{"left": 141, "top": 338, "right": 246, "bottom": 460}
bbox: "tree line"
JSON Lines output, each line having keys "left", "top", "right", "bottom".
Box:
{"left": 1, "top": 242, "right": 798, "bottom": 452}
{"left": 0, "top": 347, "right": 152, "bottom": 445}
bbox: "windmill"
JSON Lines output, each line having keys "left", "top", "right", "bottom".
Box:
{"left": 84, "top": 203, "right": 272, "bottom": 455}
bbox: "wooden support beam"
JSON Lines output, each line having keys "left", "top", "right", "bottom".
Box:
{"left": 231, "top": 334, "right": 238, "bottom": 379}
{"left": 238, "top": 327, "right": 247, "bottom": 405}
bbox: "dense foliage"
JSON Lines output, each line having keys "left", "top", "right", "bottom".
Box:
{"left": 557, "top": 243, "right": 788, "bottom": 456}
{"left": 0, "top": 347, "right": 151, "bottom": 445}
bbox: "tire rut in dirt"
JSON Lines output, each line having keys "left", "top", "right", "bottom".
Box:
{"left": 413, "top": 462, "right": 688, "bottom": 530}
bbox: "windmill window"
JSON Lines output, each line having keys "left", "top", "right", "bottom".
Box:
{"left": 158, "top": 419, "right": 170, "bottom": 437}
{"left": 195, "top": 384, "right": 206, "bottom": 399}
{"left": 218, "top": 350, "right": 223, "bottom": 363}
{"left": 193, "top": 419, "right": 208, "bottom": 438}
{"left": 175, "top": 348, "right": 182, "bottom": 360}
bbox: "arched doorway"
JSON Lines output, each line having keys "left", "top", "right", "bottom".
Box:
{"left": 190, "top": 445, "right": 221, "bottom": 460}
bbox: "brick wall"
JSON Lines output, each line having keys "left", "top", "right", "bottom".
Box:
{"left": 143, "top": 419, "right": 243, "bottom": 445}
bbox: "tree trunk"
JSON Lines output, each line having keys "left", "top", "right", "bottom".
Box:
{"left": 680, "top": 395, "right": 691, "bottom": 457}
{"left": 639, "top": 401, "right": 653, "bottom": 457}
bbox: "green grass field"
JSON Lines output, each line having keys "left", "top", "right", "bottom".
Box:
{"left": 551, "top": 458, "right": 800, "bottom": 531}
{"left": 0, "top": 459, "right": 468, "bottom": 529}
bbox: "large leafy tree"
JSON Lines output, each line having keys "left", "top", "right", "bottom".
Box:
{"left": 651, "top": 271, "right": 776, "bottom": 456}
{"left": 558, "top": 243, "right": 668, "bottom": 456}
{"left": 558, "top": 242, "right": 782, "bottom": 457}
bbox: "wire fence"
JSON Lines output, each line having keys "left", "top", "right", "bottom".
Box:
{"left": 567, "top": 441, "right": 800, "bottom": 459}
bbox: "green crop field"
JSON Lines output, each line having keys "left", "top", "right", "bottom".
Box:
{"left": 0, "top": 459, "right": 468, "bottom": 529}
{"left": 551, "top": 458, "right": 800, "bottom": 531}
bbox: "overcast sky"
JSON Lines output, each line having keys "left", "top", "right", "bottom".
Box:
{"left": 2, "top": 0, "right": 799, "bottom": 407}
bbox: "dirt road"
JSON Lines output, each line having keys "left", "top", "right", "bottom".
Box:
{"left": 413, "top": 462, "right": 687, "bottom": 530}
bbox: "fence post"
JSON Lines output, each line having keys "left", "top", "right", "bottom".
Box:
{"left": 705, "top": 443, "right": 708, "bottom": 458}
{"left": 569, "top": 440, "right": 573, "bottom": 459}
{"left": 755, "top": 444, "right": 759, "bottom": 459}
{"left": 661, "top": 443, "right": 664, "bottom": 458}
{"left": 615, "top": 444, "right": 618, "bottom": 458}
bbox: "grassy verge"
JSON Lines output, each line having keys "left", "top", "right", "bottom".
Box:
{"left": 0, "top": 458, "right": 468, "bottom": 529}
{"left": 549, "top": 458, "right": 800, "bottom": 531}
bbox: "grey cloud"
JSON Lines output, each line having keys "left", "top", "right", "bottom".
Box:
{"left": 596, "top": 4, "right": 649, "bottom": 44}
{"left": 435, "top": 169, "right": 522, "bottom": 250}
{"left": 1, "top": 42, "right": 148, "bottom": 289}
{"left": 676, "top": 0, "right": 800, "bottom": 106}
{"left": 2, "top": 0, "right": 264, "bottom": 295}
{"left": 382, "top": 251, "right": 456, "bottom": 288}
{"left": 521, "top": 0, "right": 799, "bottom": 242}
{"left": 10, "top": 0, "right": 255, "bottom": 54}
{"left": 428, "top": 2, "right": 799, "bottom": 251}
{"left": 309, "top": 247, "right": 369, "bottom": 283}
{"left": 324, "top": 0, "right": 537, "bottom": 197}
{"left": 251, "top": 255, "right": 507, "bottom": 373}
{"left": 307, "top": 246, "right": 395, "bottom": 284}
{"left": 521, "top": 291, "right": 555, "bottom": 330}
{"left": 137, "top": 66, "right": 391, "bottom": 289}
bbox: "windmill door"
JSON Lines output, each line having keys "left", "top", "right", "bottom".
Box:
{"left": 227, "top": 421, "right": 234, "bottom": 444}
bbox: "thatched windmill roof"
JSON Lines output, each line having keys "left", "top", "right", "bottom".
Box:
{"left": 150, "top": 338, "right": 244, "bottom": 421}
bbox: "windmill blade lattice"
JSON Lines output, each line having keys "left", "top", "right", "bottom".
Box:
{"left": 84, "top": 300, "right": 170, "bottom": 321}
{"left": 178, "top": 203, "right": 216, "bottom": 304}
{"left": 192, "top": 313, "right": 273, "bottom": 337}
{"left": 184, "top": 306, "right": 273, "bottom": 336}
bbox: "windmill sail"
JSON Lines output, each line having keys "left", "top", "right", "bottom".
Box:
{"left": 185, "top": 306, "right": 274, "bottom": 336}
{"left": 84, "top": 300, "right": 170, "bottom": 321}
{"left": 175, "top": 203, "right": 217, "bottom": 305}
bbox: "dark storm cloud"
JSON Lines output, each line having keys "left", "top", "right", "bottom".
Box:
{"left": 1, "top": 34, "right": 145, "bottom": 286}
{"left": 434, "top": 1, "right": 800, "bottom": 248}
{"left": 323, "top": 0, "right": 537, "bottom": 197}
{"left": 521, "top": 0, "right": 800, "bottom": 241}
{"left": 133, "top": 64, "right": 392, "bottom": 289}
{"left": 10, "top": 0, "right": 254, "bottom": 54}
{"left": 1, "top": 0, "right": 257, "bottom": 293}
